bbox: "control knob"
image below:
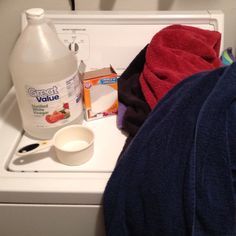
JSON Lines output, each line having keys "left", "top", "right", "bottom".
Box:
{"left": 68, "top": 42, "right": 79, "bottom": 53}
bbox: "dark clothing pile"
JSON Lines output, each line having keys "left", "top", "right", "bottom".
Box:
{"left": 118, "top": 24, "right": 221, "bottom": 149}
{"left": 104, "top": 62, "right": 236, "bottom": 235}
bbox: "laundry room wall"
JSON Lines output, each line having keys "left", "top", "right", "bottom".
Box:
{"left": 76, "top": 0, "right": 236, "bottom": 49}
{"left": 1, "top": 0, "right": 236, "bottom": 103}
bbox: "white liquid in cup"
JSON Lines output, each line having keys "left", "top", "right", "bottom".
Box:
{"left": 61, "top": 140, "right": 89, "bottom": 151}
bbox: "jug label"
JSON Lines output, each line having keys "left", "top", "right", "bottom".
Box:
{"left": 25, "top": 71, "right": 82, "bottom": 128}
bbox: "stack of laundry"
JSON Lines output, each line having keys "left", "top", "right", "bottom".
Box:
{"left": 104, "top": 25, "right": 236, "bottom": 235}
{"left": 118, "top": 24, "right": 222, "bottom": 151}
{"left": 105, "top": 61, "right": 236, "bottom": 236}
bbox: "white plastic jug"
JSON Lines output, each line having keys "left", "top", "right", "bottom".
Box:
{"left": 9, "top": 8, "right": 83, "bottom": 139}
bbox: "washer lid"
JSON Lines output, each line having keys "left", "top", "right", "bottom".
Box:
{"left": 7, "top": 10, "right": 224, "bottom": 173}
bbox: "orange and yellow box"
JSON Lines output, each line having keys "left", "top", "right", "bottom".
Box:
{"left": 81, "top": 66, "right": 118, "bottom": 121}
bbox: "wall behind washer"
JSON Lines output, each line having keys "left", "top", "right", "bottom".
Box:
{"left": 1, "top": 0, "right": 236, "bottom": 103}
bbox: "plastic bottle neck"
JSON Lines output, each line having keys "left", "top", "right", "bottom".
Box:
{"left": 27, "top": 17, "right": 47, "bottom": 25}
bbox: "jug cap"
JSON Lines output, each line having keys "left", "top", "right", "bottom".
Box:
{"left": 26, "top": 8, "right": 45, "bottom": 20}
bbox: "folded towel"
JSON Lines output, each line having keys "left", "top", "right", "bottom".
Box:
{"left": 140, "top": 24, "right": 221, "bottom": 109}
{"left": 104, "top": 63, "right": 236, "bottom": 235}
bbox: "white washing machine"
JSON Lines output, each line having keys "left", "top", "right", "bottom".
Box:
{"left": 0, "top": 10, "right": 224, "bottom": 236}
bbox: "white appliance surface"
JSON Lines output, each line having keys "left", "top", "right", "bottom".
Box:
{"left": 0, "top": 10, "right": 224, "bottom": 236}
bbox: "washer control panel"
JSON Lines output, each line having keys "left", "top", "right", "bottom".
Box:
{"left": 56, "top": 24, "right": 90, "bottom": 60}
{"left": 20, "top": 11, "right": 223, "bottom": 75}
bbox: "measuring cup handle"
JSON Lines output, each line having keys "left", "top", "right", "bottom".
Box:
{"left": 16, "top": 140, "right": 53, "bottom": 157}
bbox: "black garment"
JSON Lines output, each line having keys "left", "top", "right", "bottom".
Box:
{"left": 118, "top": 45, "right": 150, "bottom": 149}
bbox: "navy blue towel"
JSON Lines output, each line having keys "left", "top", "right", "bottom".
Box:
{"left": 103, "top": 63, "right": 236, "bottom": 235}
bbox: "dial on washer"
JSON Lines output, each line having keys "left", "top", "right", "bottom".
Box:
{"left": 68, "top": 42, "right": 79, "bottom": 53}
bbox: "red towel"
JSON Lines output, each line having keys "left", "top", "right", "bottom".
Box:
{"left": 140, "top": 24, "right": 221, "bottom": 109}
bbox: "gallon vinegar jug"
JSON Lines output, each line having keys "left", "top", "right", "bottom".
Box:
{"left": 9, "top": 8, "right": 83, "bottom": 139}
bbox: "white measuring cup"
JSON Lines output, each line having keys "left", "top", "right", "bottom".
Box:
{"left": 16, "top": 125, "right": 94, "bottom": 166}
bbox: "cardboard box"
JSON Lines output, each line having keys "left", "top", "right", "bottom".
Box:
{"left": 81, "top": 66, "right": 118, "bottom": 121}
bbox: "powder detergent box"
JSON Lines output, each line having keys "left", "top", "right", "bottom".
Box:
{"left": 81, "top": 66, "right": 118, "bottom": 121}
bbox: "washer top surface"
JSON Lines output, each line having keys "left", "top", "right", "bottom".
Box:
{"left": 0, "top": 10, "right": 224, "bottom": 204}
{"left": 8, "top": 115, "right": 125, "bottom": 173}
